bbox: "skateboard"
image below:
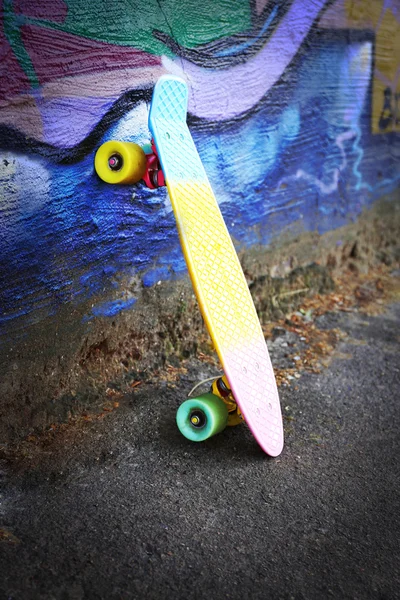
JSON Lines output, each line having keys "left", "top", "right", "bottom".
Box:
{"left": 95, "top": 76, "right": 284, "bottom": 456}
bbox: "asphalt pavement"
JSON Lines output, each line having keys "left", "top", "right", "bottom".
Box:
{"left": 1, "top": 304, "right": 399, "bottom": 599}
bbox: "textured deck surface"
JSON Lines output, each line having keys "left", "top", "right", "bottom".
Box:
{"left": 149, "top": 76, "right": 283, "bottom": 455}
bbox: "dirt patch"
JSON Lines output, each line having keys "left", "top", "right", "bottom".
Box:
{"left": 1, "top": 194, "right": 399, "bottom": 443}
{"left": 2, "top": 262, "right": 399, "bottom": 466}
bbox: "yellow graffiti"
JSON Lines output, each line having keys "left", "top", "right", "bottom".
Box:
{"left": 345, "top": 1, "right": 400, "bottom": 133}
{"left": 345, "top": 0, "right": 384, "bottom": 29}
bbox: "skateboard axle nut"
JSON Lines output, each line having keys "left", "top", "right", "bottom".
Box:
{"left": 190, "top": 410, "right": 206, "bottom": 429}
{"left": 108, "top": 153, "right": 123, "bottom": 171}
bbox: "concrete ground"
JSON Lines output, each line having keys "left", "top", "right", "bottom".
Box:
{"left": 0, "top": 303, "right": 399, "bottom": 599}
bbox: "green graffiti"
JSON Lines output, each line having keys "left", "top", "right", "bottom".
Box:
{"left": 13, "top": 0, "right": 251, "bottom": 57}
{"left": 63, "top": 0, "right": 251, "bottom": 53}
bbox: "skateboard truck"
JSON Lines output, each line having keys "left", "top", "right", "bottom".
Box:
{"left": 142, "top": 141, "right": 165, "bottom": 189}
{"left": 211, "top": 376, "right": 243, "bottom": 426}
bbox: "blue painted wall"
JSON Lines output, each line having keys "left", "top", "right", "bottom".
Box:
{"left": 0, "top": 0, "right": 399, "bottom": 349}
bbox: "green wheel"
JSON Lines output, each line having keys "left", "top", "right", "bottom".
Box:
{"left": 176, "top": 393, "right": 229, "bottom": 442}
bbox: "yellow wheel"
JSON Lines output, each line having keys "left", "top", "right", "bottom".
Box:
{"left": 94, "top": 141, "right": 147, "bottom": 184}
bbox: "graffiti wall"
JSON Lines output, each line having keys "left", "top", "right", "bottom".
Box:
{"left": 0, "top": 0, "right": 399, "bottom": 350}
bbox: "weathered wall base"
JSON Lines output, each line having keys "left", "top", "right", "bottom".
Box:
{"left": 1, "top": 192, "right": 399, "bottom": 443}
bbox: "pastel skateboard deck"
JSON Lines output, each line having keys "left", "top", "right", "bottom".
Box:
{"left": 149, "top": 76, "right": 284, "bottom": 456}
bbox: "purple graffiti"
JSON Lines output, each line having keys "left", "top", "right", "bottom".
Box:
{"left": 165, "top": 0, "right": 329, "bottom": 120}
